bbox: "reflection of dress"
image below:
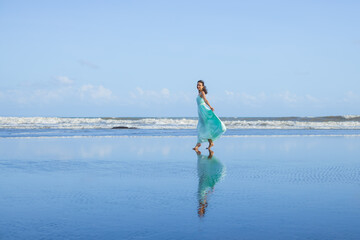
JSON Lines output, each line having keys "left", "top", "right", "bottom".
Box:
{"left": 196, "top": 95, "right": 226, "bottom": 143}
{"left": 197, "top": 154, "right": 226, "bottom": 203}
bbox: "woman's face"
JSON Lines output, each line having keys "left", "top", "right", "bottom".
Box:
{"left": 197, "top": 82, "right": 203, "bottom": 91}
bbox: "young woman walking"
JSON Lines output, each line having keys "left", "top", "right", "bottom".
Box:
{"left": 193, "top": 80, "right": 226, "bottom": 151}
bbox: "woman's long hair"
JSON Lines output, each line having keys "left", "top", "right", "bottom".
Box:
{"left": 198, "top": 80, "right": 208, "bottom": 94}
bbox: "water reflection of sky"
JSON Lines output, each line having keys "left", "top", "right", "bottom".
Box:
{"left": 1, "top": 136, "right": 360, "bottom": 239}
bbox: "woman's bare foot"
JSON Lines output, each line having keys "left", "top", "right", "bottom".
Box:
{"left": 206, "top": 139, "right": 214, "bottom": 149}
{"left": 193, "top": 143, "right": 201, "bottom": 151}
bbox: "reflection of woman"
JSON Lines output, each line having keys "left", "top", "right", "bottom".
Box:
{"left": 196, "top": 149, "right": 226, "bottom": 217}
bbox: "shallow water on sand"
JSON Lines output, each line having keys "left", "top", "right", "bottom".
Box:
{"left": 1, "top": 136, "right": 360, "bottom": 239}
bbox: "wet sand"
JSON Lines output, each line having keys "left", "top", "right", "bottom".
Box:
{"left": 0, "top": 136, "right": 360, "bottom": 239}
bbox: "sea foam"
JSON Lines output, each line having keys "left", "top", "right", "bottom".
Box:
{"left": 1, "top": 116, "right": 360, "bottom": 130}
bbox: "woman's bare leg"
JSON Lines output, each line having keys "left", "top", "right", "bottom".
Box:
{"left": 207, "top": 149, "right": 214, "bottom": 159}
{"left": 193, "top": 143, "right": 201, "bottom": 151}
{"left": 206, "top": 139, "right": 214, "bottom": 149}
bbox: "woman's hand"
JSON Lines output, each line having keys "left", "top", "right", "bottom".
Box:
{"left": 210, "top": 107, "right": 214, "bottom": 111}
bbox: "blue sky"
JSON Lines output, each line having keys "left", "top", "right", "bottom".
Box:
{"left": 1, "top": 0, "right": 359, "bottom": 117}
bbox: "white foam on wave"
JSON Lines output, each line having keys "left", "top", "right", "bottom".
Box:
{"left": 0, "top": 117, "right": 198, "bottom": 129}
{"left": 2, "top": 116, "right": 360, "bottom": 130}
{"left": 222, "top": 119, "right": 360, "bottom": 129}
{"left": 2, "top": 134, "right": 360, "bottom": 139}
{"left": 343, "top": 115, "right": 360, "bottom": 119}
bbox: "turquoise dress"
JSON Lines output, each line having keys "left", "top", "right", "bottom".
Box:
{"left": 196, "top": 95, "right": 226, "bottom": 143}
{"left": 197, "top": 153, "right": 226, "bottom": 204}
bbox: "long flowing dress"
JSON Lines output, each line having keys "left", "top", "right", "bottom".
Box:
{"left": 197, "top": 153, "right": 226, "bottom": 204}
{"left": 196, "top": 95, "right": 226, "bottom": 143}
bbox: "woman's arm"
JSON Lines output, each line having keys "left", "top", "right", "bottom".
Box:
{"left": 200, "top": 91, "right": 214, "bottom": 111}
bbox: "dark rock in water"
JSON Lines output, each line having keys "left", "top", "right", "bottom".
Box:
{"left": 112, "top": 126, "right": 137, "bottom": 129}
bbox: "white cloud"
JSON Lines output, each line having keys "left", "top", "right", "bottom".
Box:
{"left": 225, "top": 90, "right": 234, "bottom": 96}
{"left": 130, "top": 87, "right": 170, "bottom": 99}
{"left": 32, "top": 88, "right": 66, "bottom": 101}
{"left": 241, "top": 92, "right": 257, "bottom": 102}
{"left": 136, "top": 87, "right": 144, "bottom": 95}
{"left": 161, "top": 88, "right": 170, "bottom": 97}
{"left": 56, "top": 76, "right": 73, "bottom": 85}
{"left": 224, "top": 90, "right": 267, "bottom": 106}
{"left": 128, "top": 87, "right": 191, "bottom": 105}
{"left": 19, "top": 76, "right": 74, "bottom": 88}
{"left": 80, "top": 85, "right": 113, "bottom": 100}
{"left": 305, "top": 94, "right": 319, "bottom": 103}
{"left": 241, "top": 92, "right": 266, "bottom": 106}
{"left": 343, "top": 91, "right": 359, "bottom": 102}
{"left": 278, "top": 91, "right": 298, "bottom": 103}
{"left": 3, "top": 87, "right": 72, "bottom": 105}
{"left": 222, "top": 90, "right": 326, "bottom": 108}
{"left": 0, "top": 81, "right": 115, "bottom": 106}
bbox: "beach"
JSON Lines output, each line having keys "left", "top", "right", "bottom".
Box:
{"left": 1, "top": 135, "right": 360, "bottom": 239}
{"left": 2, "top": 0, "right": 360, "bottom": 238}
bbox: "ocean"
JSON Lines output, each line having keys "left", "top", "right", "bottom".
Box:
{"left": 1, "top": 116, "right": 360, "bottom": 138}
{"left": 1, "top": 116, "right": 360, "bottom": 239}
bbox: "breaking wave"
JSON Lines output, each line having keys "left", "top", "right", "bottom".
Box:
{"left": 1, "top": 116, "right": 360, "bottom": 130}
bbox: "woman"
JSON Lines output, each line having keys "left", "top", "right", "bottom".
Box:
{"left": 193, "top": 80, "right": 226, "bottom": 150}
